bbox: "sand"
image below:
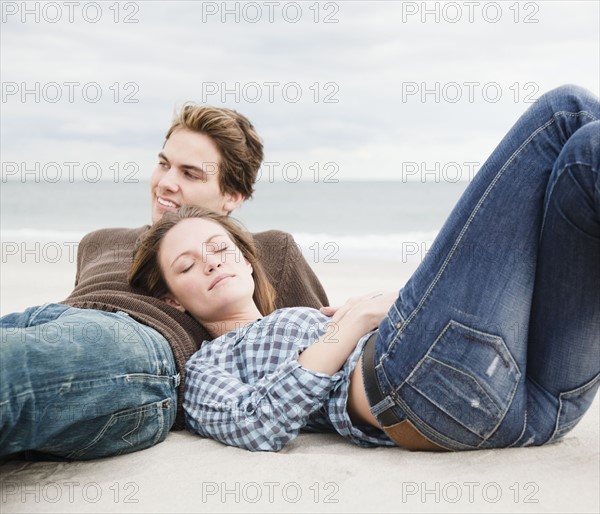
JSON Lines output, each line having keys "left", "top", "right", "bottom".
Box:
{"left": 1, "top": 243, "right": 599, "bottom": 513}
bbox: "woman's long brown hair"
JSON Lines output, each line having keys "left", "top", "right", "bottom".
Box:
{"left": 128, "top": 205, "right": 277, "bottom": 316}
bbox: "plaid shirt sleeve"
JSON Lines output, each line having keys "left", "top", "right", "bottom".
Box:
{"left": 184, "top": 350, "right": 342, "bottom": 452}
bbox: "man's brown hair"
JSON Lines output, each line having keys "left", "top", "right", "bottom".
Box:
{"left": 166, "top": 105, "right": 263, "bottom": 199}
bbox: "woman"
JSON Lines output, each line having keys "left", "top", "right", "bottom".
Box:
{"left": 129, "top": 84, "right": 600, "bottom": 452}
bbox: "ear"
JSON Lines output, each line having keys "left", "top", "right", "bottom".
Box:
{"left": 245, "top": 259, "right": 253, "bottom": 273}
{"left": 222, "top": 191, "right": 245, "bottom": 214}
{"left": 162, "top": 294, "right": 185, "bottom": 312}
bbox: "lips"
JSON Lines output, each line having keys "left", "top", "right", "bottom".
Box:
{"left": 209, "top": 274, "right": 234, "bottom": 291}
{"left": 156, "top": 196, "right": 179, "bottom": 209}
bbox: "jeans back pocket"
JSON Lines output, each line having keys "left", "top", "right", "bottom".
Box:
{"left": 64, "top": 397, "right": 174, "bottom": 460}
{"left": 403, "top": 320, "right": 521, "bottom": 444}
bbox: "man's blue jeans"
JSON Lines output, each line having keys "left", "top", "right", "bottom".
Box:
{"left": 0, "top": 304, "right": 179, "bottom": 459}
{"left": 369, "top": 85, "right": 600, "bottom": 450}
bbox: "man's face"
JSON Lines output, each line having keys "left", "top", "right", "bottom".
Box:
{"left": 150, "top": 129, "right": 244, "bottom": 223}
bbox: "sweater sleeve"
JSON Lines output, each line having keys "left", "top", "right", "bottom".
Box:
{"left": 254, "top": 230, "right": 329, "bottom": 309}
{"left": 183, "top": 353, "right": 341, "bottom": 452}
{"left": 73, "top": 232, "right": 87, "bottom": 287}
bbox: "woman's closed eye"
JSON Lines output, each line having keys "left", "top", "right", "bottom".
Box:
{"left": 177, "top": 260, "right": 194, "bottom": 273}
{"left": 205, "top": 242, "right": 229, "bottom": 254}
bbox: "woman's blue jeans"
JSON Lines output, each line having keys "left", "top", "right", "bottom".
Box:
{"left": 0, "top": 305, "right": 179, "bottom": 459}
{"left": 369, "top": 84, "right": 600, "bottom": 450}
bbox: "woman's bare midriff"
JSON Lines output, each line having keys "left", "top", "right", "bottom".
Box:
{"left": 347, "top": 355, "right": 381, "bottom": 429}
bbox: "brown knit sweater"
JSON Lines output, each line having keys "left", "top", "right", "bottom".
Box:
{"left": 62, "top": 226, "right": 329, "bottom": 430}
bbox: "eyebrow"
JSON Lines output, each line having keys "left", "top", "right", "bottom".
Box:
{"left": 170, "top": 234, "right": 226, "bottom": 268}
{"left": 158, "top": 152, "right": 208, "bottom": 175}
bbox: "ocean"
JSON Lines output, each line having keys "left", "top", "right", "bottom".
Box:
{"left": 1, "top": 180, "right": 468, "bottom": 262}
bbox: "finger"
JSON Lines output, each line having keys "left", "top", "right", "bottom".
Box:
{"left": 332, "top": 295, "right": 374, "bottom": 320}
{"left": 319, "top": 306, "right": 338, "bottom": 317}
{"left": 329, "top": 299, "right": 357, "bottom": 323}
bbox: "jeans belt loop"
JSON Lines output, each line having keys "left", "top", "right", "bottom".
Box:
{"left": 362, "top": 332, "right": 448, "bottom": 452}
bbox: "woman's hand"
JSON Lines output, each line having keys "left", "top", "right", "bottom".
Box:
{"left": 300, "top": 291, "right": 398, "bottom": 376}
{"left": 321, "top": 291, "right": 398, "bottom": 333}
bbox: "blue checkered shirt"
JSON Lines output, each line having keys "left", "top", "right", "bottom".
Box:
{"left": 183, "top": 307, "right": 394, "bottom": 451}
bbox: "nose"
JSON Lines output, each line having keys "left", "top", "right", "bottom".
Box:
{"left": 157, "top": 166, "right": 180, "bottom": 194}
{"left": 203, "top": 252, "right": 223, "bottom": 274}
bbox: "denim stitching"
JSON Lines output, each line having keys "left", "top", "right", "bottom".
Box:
{"left": 392, "top": 303, "right": 406, "bottom": 324}
{"left": 401, "top": 320, "right": 452, "bottom": 385}
{"left": 394, "top": 320, "right": 521, "bottom": 444}
{"left": 374, "top": 108, "right": 598, "bottom": 447}
{"left": 454, "top": 322, "right": 522, "bottom": 442}
{"left": 507, "top": 410, "right": 528, "bottom": 448}
{"left": 120, "top": 409, "right": 144, "bottom": 448}
{"left": 385, "top": 111, "right": 597, "bottom": 359}
{"left": 68, "top": 400, "right": 164, "bottom": 458}
{"left": 391, "top": 392, "right": 473, "bottom": 450}
{"left": 120, "top": 316, "right": 164, "bottom": 376}
{"left": 460, "top": 321, "right": 522, "bottom": 376}
{"left": 153, "top": 404, "right": 167, "bottom": 446}
{"left": 549, "top": 372, "right": 600, "bottom": 442}
{"left": 461, "top": 335, "right": 509, "bottom": 368}
{"left": 540, "top": 159, "right": 599, "bottom": 239}
{"left": 426, "top": 357, "right": 502, "bottom": 415}
{"left": 406, "top": 360, "right": 502, "bottom": 441}
{"left": 27, "top": 303, "right": 69, "bottom": 325}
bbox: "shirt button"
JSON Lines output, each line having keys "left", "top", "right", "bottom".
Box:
{"left": 396, "top": 322, "right": 402, "bottom": 329}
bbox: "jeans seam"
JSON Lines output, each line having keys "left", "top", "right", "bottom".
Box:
{"left": 26, "top": 304, "right": 51, "bottom": 325}
{"left": 389, "top": 111, "right": 597, "bottom": 357}
{"left": 396, "top": 320, "right": 521, "bottom": 445}
{"left": 0, "top": 374, "right": 174, "bottom": 413}
{"left": 152, "top": 403, "right": 166, "bottom": 446}
{"left": 27, "top": 303, "right": 67, "bottom": 325}
{"left": 134, "top": 322, "right": 177, "bottom": 378}
{"left": 427, "top": 357, "right": 502, "bottom": 416}
{"left": 120, "top": 408, "right": 144, "bottom": 450}
{"left": 507, "top": 410, "right": 528, "bottom": 448}
{"left": 392, "top": 304, "right": 406, "bottom": 324}
{"left": 549, "top": 372, "right": 600, "bottom": 443}
{"left": 540, "top": 160, "right": 598, "bottom": 239}
{"left": 66, "top": 399, "right": 166, "bottom": 459}
{"left": 392, "top": 392, "right": 473, "bottom": 450}
{"left": 538, "top": 110, "right": 598, "bottom": 237}
{"left": 124, "top": 319, "right": 163, "bottom": 376}
{"left": 401, "top": 321, "right": 451, "bottom": 386}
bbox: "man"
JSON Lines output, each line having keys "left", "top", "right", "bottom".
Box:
{"left": 0, "top": 104, "right": 328, "bottom": 460}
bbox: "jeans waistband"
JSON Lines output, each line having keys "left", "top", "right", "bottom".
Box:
{"left": 362, "top": 332, "right": 403, "bottom": 426}
{"left": 362, "top": 332, "right": 448, "bottom": 452}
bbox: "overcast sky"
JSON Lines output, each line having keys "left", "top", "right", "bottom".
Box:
{"left": 2, "top": 0, "right": 599, "bottom": 182}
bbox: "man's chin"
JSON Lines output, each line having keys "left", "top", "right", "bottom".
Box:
{"left": 151, "top": 208, "right": 161, "bottom": 224}
{"left": 152, "top": 205, "right": 178, "bottom": 223}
